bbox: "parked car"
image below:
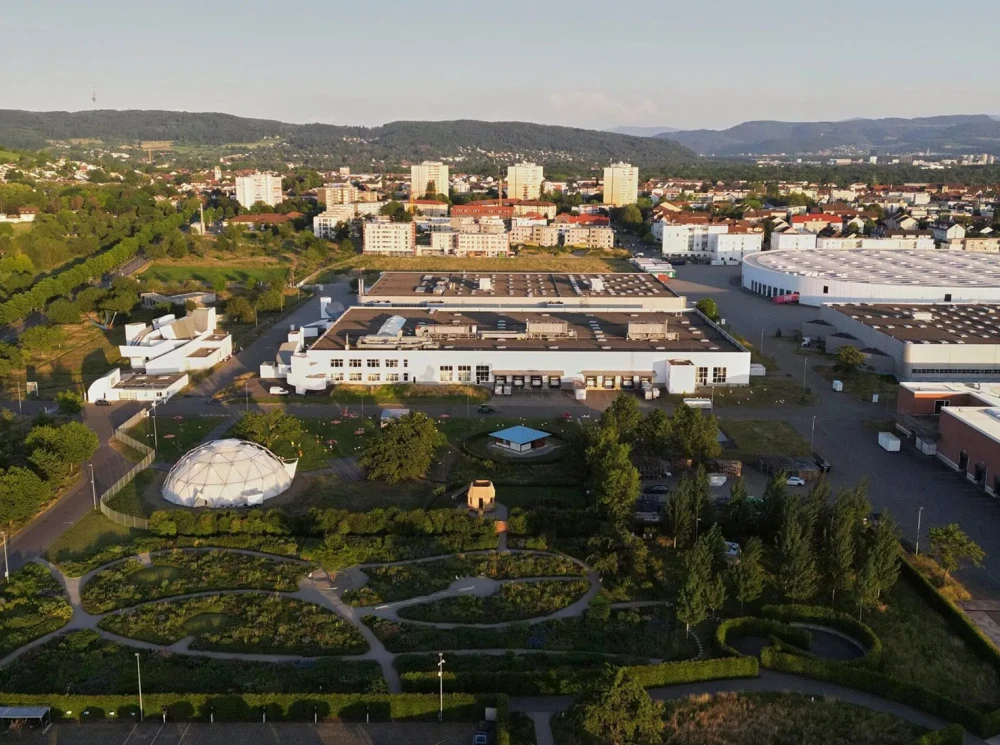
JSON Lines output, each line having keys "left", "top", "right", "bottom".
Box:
{"left": 94, "top": 398, "right": 112, "bottom": 407}
{"left": 560, "top": 412, "right": 573, "bottom": 421}
{"left": 786, "top": 476, "right": 806, "bottom": 486}
{"left": 269, "top": 386, "right": 290, "bottom": 396}
{"left": 643, "top": 484, "right": 671, "bottom": 495}
{"left": 473, "top": 733, "right": 489, "bottom": 745}
{"left": 478, "top": 404, "right": 496, "bottom": 414}
{"left": 812, "top": 452, "right": 831, "bottom": 472}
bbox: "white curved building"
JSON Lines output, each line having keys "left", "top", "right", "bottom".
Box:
{"left": 742, "top": 250, "right": 1000, "bottom": 307}
{"left": 162, "top": 439, "right": 297, "bottom": 508}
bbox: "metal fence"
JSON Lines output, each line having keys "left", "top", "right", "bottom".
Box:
{"left": 98, "top": 408, "right": 155, "bottom": 530}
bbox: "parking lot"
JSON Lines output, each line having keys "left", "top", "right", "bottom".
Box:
{"left": 1, "top": 721, "right": 476, "bottom": 745}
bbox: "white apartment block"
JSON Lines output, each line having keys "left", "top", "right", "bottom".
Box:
{"left": 363, "top": 221, "right": 416, "bottom": 255}
{"left": 770, "top": 232, "right": 818, "bottom": 251}
{"left": 511, "top": 225, "right": 613, "bottom": 249}
{"left": 317, "top": 184, "right": 358, "bottom": 205}
{"left": 562, "top": 227, "right": 615, "bottom": 250}
{"left": 411, "top": 161, "right": 449, "bottom": 198}
{"left": 602, "top": 162, "right": 639, "bottom": 206}
{"left": 661, "top": 224, "right": 761, "bottom": 263}
{"left": 426, "top": 231, "right": 510, "bottom": 257}
{"left": 313, "top": 206, "right": 356, "bottom": 238}
{"left": 234, "top": 173, "right": 283, "bottom": 207}
{"left": 506, "top": 162, "right": 544, "bottom": 200}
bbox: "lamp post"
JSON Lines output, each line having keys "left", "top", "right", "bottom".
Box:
{"left": 802, "top": 358, "right": 808, "bottom": 389}
{"left": 89, "top": 463, "right": 97, "bottom": 510}
{"left": 1, "top": 530, "right": 9, "bottom": 584}
{"left": 915, "top": 506, "right": 924, "bottom": 556}
{"left": 16, "top": 381, "right": 21, "bottom": 414}
{"left": 437, "top": 653, "right": 445, "bottom": 721}
{"left": 150, "top": 403, "right": 158, "bottom": 450}
{"left": 135, "top": 653, "right": 144, "bottom": 721}
{"left": 245, "top": 379, "right": 250, "bottom": 412}
{"left": 759, "top": 328, "right": 764, "bottom": 355}
{"left": 810, "top": 416, "right": 817, "bottom": 450}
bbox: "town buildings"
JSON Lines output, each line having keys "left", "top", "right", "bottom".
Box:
{"left": 362, "top": 221, "right": 417, "bottom": 255}
{"left": 317, "top": 183, "right": 358, "bottom": 205}
{"left": 410, "top": 161, "right": 449, "bottom": 198}
{"left": 506, "top": 162, "right": 544, "bottom": 200}
{"left": 602, "top": 162, "right": 639, "bottom": 206}
{"left": 234, "top": 173, "right": 283, "bottom": 207}
{"left": 660, "top": 221, "right": 763, "bottom": 263}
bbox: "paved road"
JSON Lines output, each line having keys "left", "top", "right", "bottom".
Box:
{"left": 670, "top": 264, "right": 1000, "bottom": 598}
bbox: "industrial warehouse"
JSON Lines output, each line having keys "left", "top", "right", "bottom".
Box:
{"left": 263, "top": 272, "right": 750, "bottom": 396}
{"left": 742, "top": 250, "right": 1000, "bottom": 306}
{"left": 358, "top": 272, "right": 686, "bottom": 311}
{"left": 802, "top": 303, "right": 1000, "bottom": 381}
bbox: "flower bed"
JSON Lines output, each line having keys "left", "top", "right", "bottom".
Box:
{"left": 0, "top": 564, "right": 72, "bottom": 658}
{"left": 397, "top": 580, "right": 590, "bottom": 623}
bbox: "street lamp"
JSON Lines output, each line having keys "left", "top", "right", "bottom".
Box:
{"left": 89, "top": 464, "right": 97, "bottom": 510}
{"left": 802, "top": 358, "right": 808, "bottom": 389}
{"left": 915, "top": 506, "right": 925, "bottom": 556}
{"left": 437, "top": 653, "right": 446, "bottom": 721}
{"left": 810, "top": 416, "right": 817, "bottom": 450}
{"left": 245, "top": 379, "right": 250, "bottom": 412}
{"left": 135, "top": 653, "right": 144, "bottom": 721}
{"left": 150, "top": 403, "right": 158, "bottom": 450}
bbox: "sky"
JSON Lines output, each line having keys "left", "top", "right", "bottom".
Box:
{"left": 3, "top": 0, "right": 997, "bottom": 132}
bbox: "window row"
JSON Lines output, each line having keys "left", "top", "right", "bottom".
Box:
{"left": 333, "top": 372, "right": 407, "bottom": 383}
{"left": 333, "top": 359, "right": 406, "bottom": 369}
{"left": 696, "top": 366, "right": 728, "bottom": 385}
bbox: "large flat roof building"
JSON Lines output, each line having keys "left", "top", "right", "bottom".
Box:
{"left": 360, "top": 272, "right": 687, "bottom": 311}
{"left": 743, "top": 249, "right": 1000, "bottom": 306}
{"left": 803, "top": 302, "right": 1000, "bottom": 381}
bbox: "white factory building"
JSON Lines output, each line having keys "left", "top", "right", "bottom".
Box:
{"left": 118, "top": 307, "right": 233, "bottom": 375}
{"left": 261, "top": 272, "right": 750, "bottom": 396}
{"left": 742, "top": 250, "right": 1000, "bottom": 306}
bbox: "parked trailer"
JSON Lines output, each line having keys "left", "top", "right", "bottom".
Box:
{"left": 772, "top": 293, "right": 800, "bottom": 304}
{"left": 878, "top": 431, "right": 901, "bottom": 452}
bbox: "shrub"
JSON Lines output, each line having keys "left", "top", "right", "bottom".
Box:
{"left": 911, "top": 725, "right": 965, "bottom": 745}
{"left": 0, "top": 564, "right": 72, "bottom": 658}
{"left": 760, "top": 604, "right": 881, "bottom": 666}
{"left": 55, "top": 390, "right": 84, "bottom": 414}
{"left": 715, "top": 616, "right": 811, "bottom": 657}
{"left": 397, "top": 580, "right": 590, "bottom": 624}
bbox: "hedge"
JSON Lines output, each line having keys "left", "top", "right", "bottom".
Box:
{"left": 759, "top": 604, "right": 882, "bottom": 667}
{"left": 715, "top": 617, "right": 811, "bottom": 657}
{"left": 910, "top": 725, "right": 964, "bottom": 745}
{"left": 400, "top": 657, "right": 759, "bottom": 695}
{"left": 0, "top": 693, "right": 492, "bottom": 723}
{"left": 496, "top": 694, "right": 510, "bottom": 745}
{"left": 760, "top": 648, "right": 987, "bottom": 735}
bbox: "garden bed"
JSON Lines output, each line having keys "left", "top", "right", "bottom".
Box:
{"left": 344, "top": 552, "right": 585, "bottom": 606}
{"left": 80, "top": 550, "right": 307, "bottom": 613}
{"left": 0, "top": 630, "right": 384, "bottom": 694}
{"left": 100, "top": 594, "right": 368, "bottom": 655}
{"left": 397, "top": 580, "right": 590, "bottom": 623}
{"left": 0, "top": 564, "right": 72, "bottom": 658}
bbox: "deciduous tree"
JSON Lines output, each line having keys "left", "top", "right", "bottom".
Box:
{"left": 929, "top": 523, "right": 985, "bottom": 577}
{"left": 570, "top": 667, "right": 662, "bottom": 745}
{"left": 358, "top": 412, "right": 444, "bottom": 484}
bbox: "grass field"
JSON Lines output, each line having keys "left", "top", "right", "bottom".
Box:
{"left": 814, "top": 364, "right": 898, "bottom": 405}
{"left": 127, "top": 415, "right": 224, "bottom": 462}
{"left": 45, "top": 511, "right": 143, "bottom": 567}
{"left": 0, "top": 148, "right": 21, "bottom": 162}
{"left": 317, "top": 251, "right": 633, "bottom": 277}
{"left": 10, "top": 322, "right": 123, "bottom": 399}
{"left": 104, "top": 470, "right": 157, "bottom": 517}
{"left": 140, "top": 264, "right": 289, "bottom": 286}
{"left": 719, "top": 418, "right": 812, "bottom": 457}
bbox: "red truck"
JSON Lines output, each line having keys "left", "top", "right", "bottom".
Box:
{"left": 772, "top": 293, "right": 800, "bottom": 304}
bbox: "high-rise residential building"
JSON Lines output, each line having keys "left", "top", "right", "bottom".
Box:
{"left": 411, "top": 161, "right": 449, "bottom": 199}
{"left": 363, "top": 221, "right": 416, "bottom": 255}
{"left": 317, "top": 183, "right": 359, "bottom": 205}
{"left": 602, "top": 162, "right": 639, "bottom": 207}
{"left": 506, "top": 162, "right": 544, "bottom": 200}
{"left": 234, "top": 173, "right": 284, "bottom": 207}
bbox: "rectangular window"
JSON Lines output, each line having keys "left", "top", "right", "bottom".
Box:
{"left": 696, "top": 367, "right": 709, "bottom": 386}
{"left": 385, "top": 359, "right": 399, "bottom": 368}
{"left": 367, "top": 373, "right": 380, "bottom": 382}
{"left": 349, "top": 372, "right": 362, "bottom": 382}
{"left": 457, "top": 365, "right": 472, "bottom": 382}
{"left": 712, "top": 367, "right": 728, "bottom": 384}
{"left": 403, "top": 372, "right": 410, "bottom": 382}
{"left": 332, "top": 372, "right": 344, "bottom": 382}
{"left": 403, "top": 359, "right": 409, "bottom": 368}
{"left": 439, "top": 365, "right": 454, "bottom": 382}
{"left": 332, "top": 359, "right": 344, "bottom": 368}
{"left": 386, "top": 372, "right": 400, "bottom": 383}
{"left": 367, "top": 359, "right": 380, "bottom": 368}
{"left": 823, "top": 285, "right": 829, "bottom": 294}
{"left": 476, "top": 365, "right": 490, "bottom": 383}
{"left": 349, "top": 359, "right": 362, "bottom": 368}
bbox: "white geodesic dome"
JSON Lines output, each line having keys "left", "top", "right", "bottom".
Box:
{"left": 162, "top": 439, "right": 297, "bottom": 508}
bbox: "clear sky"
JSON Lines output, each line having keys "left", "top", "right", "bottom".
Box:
{"left": 4, "top": 0, "right": 996, "bottom": 131}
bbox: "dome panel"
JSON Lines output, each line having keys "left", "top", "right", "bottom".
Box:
{"left": 162, "top": 438, "right": 297, "bottom": 508}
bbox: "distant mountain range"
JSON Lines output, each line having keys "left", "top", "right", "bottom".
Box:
{"left": 607, "top": 126, "right": 679, "bottom": 137}
{"left": 0, "top": 109, "right": 695, "bottom": 169}
{"left": 652, "top": 115, "right": 1000, "bottom": 157}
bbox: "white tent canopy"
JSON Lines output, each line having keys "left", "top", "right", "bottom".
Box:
{"left": 162, "top": 439, "right": 297, "bottom": 508}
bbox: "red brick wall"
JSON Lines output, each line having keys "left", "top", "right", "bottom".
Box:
{"left": 938, "top": 411, "right": 1000, "bottom": 493}
{"left": 897, "top": 389, "right": 978, "bottom": 416}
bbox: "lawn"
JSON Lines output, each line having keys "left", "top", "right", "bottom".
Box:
{"left": 496, "top": 486, "right": 588, "bottom": 509}
{"left": 11, "top": 322, "right": 123, "bottom": 399}
{"left": 104, "top": 469, "right": 157, "bottom": 517}
{"left": 100, "top": 594, "right": 368, "bottom": 656}
{"left": 699, "top": 375, "right": 819, "bottom": 408}
{"left": 395, "top": 650, "right": 647, "bottom": 674}
{"left": 653, "top": 692, "right": 921, "bottom": 745}
{"left": 127, "top": 415, "right": 225, "bottom": 462}
{"left": 814, "top": 364, "right": 898, "bottom": 405}
{"left": 140, "top": 264, "right": 290, "bottom": 286}
{"left": 863, "top": 576, "right": 1000, "bottom": 709}
{"left": 80, "top": 549, "right": 308, "bottom": 613}
{"left": 397, "top": 579, "right": 590, "bottom": 623}
{"left": 327, "top": 384, "right": 490, "bottom": 405}
{"left": 319, "top": 251, "right": 633, "bottom": 275}
{"left": 719, "top": 418, "right": 812, "bottom": 458}
{"left": 275, "top": 474, "right": 450, "bottom": 514}
{"left": 344, "top": 552, "right": 585, "bottom": 606}
{"left": 365, "top": 606, "right": 689, "bottom": 659}
{"left": 44, "top": 511, "right": 146, "bottom": 571}
{"left": 290, "top": 415, "right": 379, "bottom": 462}
{"left": 0, "top": 564, "right": 73, "bottom": 659}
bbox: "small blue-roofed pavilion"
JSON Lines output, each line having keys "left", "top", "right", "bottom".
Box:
{"left": 489, "top": 425, "right": 551, "bottom": 453}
